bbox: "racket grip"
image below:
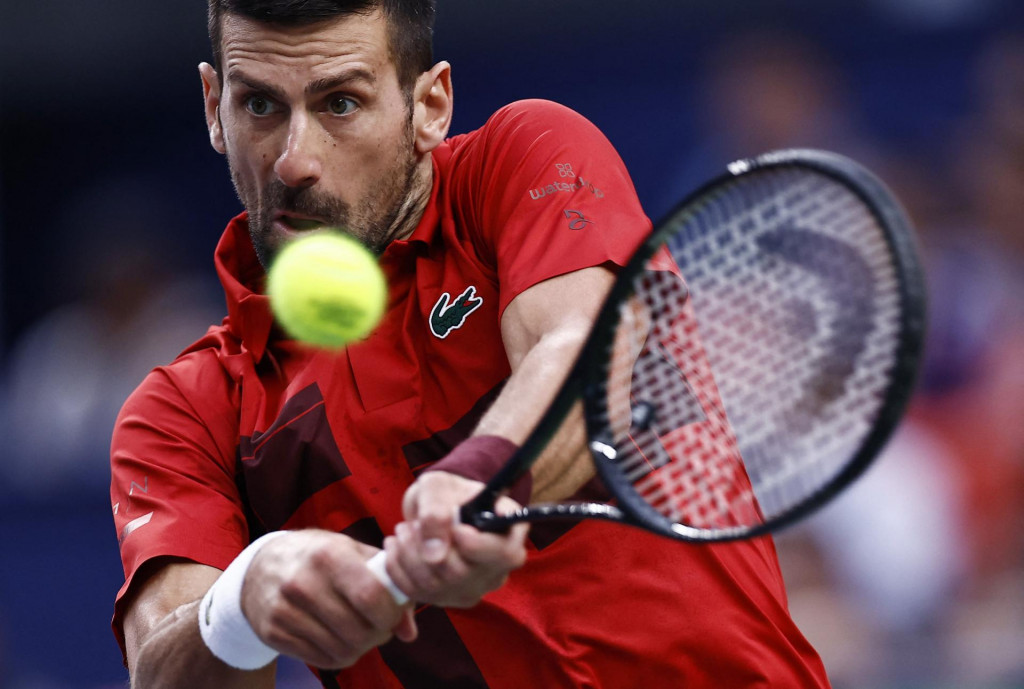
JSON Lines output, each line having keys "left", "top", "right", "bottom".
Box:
{"left": 459, "top": 493, "right": 511, "bottom": 533}
{"left": 366, "top": 551, "right": 409, "bottom": 605}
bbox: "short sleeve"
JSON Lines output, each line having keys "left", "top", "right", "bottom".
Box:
{"left": 109, "top": 350, "right": 247, "bottom": 659}
{"left": 452, "top": 99, "right": 652, "bottom": 316}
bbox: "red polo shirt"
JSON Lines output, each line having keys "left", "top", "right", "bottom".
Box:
{"left": 111, "top": 99, "right": 829, "bottom": 688}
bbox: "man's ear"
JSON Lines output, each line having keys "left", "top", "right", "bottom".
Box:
{"left": 412, "top": 61, "right": 453, "bottom": 155}
{"left": 199, "top": 62, "right": 227, "bottom": 154}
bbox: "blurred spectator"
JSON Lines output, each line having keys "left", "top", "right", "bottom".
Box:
{"left": 666, "top": 23, "right": 1024, "bottom": 689}
{"left": 911, "top": 32, "right": 1024, "bottom": 686}
{"left": 790, "top": 422, "right": 969, "bottom": 686}
{"left": 654, "top": 28, "right": 883, "bottom": 212}
{"left": 956, "top": 31, "right": 1024, "bottom": 258}
{"left": 792, "top": 29, "right": 1024, "bottom": 689}
{"left": 912, "top": 31, "right": 1024, "bottom": 581}
{"left": 0, "top": 176, "right": 223, "bottom": 500}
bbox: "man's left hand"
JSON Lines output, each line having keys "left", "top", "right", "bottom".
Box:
{"left": 383, "top": 471, "right": 529, "bottom": 607}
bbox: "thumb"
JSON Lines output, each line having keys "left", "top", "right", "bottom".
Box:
{"left": 393, "top": 607, "right": 418, "bottom": 643}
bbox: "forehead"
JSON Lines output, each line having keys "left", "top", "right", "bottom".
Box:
{"left": 220, "top": 11, "right": 396, "bottom": 87}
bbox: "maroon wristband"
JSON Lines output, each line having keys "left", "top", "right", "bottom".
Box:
{"left": 425, "top": 435, "right": 532, "bottom": 505}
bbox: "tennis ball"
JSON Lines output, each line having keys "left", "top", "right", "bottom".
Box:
{"left": 266, "top": 231, "right": 387, "bottom": 348}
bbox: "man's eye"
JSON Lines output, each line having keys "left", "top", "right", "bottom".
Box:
{"left": 328, "top": 97, "right": 357, "bottom": 116}
{"left": 245, "top": 95, "right": 275, "bottom": 116}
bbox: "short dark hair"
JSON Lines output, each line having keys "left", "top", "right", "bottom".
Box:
{"left": 208, "top": 0, "right": 436, "bottom": 90}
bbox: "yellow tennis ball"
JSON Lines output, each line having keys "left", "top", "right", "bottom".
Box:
{"left": 266, "top": 231, "right": 387, "bottom": 348}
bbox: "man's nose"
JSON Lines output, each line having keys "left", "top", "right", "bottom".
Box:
{"left": 274, "top": 113, "right": 324, "bottom": 188}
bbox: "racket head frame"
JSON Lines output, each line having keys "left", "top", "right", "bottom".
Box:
{"left": 463, "top": 149, "right": 927, "bottom": 542}
{"left": 581, "top": 148, "right": 928, "bottom": 542}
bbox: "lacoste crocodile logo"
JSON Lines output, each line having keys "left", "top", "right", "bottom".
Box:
{"left": 430, "top": 286, "right": 483, "bottom": 339}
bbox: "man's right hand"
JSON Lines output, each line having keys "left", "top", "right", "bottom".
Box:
{"left": 123, "top": 530, "right": 417, "bottom": 688}
{"left": 241, "top": 529, "right": 418, "bottom": 670}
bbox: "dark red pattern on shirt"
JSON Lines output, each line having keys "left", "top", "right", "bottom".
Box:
{"left": 238, "top": 383, "right": 351, "bottom": 531}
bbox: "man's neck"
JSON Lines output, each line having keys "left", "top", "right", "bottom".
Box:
{"left": 385, "top": 156, "right": 434, "bottom": 245}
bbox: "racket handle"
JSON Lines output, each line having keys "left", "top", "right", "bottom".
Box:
{"left": 366, "top": 551, "right": 409, "bottom": 605}
{"left": 459, "top": 493, "right": 510, "bottom": 533}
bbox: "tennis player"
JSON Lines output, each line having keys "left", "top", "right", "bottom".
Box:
{"left": 110, "top": 1, "right": 831, "bottom": 687}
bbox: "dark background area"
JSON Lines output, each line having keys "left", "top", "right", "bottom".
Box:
{"left": 1, "top": 0, "right": 1015, "bottom": 344}
{"left": 1, "top": 1, "right": 1022, "bottom": 687}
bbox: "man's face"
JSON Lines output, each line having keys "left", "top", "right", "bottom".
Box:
{"left": 204, "top": 11, "right": 422, "bottom": 265}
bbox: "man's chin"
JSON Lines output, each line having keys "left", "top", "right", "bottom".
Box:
{"left": 248, "top": 222, "right": 283, "bottom": 269}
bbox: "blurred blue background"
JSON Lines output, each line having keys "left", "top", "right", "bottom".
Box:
{"left": 1, "top": 1, "right": 1022, "bottom": 687}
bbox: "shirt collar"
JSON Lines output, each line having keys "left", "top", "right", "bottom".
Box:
{"left": 214, "top": 213, "right": 275, "bottom": 361}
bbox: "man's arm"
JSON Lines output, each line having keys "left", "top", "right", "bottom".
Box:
{"left": 381, "top": 265, "right": 615, "bottom": 605}
{"left": 124, "top": 561, "right": 269, "bottom": 689}
{"left": 124, "top": 531, "right": 417, "bottom": 688}
{"left": 478, "top": 264, "right": 615, "bottom": 499}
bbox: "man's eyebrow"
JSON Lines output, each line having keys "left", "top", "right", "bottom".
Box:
{"left": 225, "top": 68, "right": 377, "bottom": 100}
{"left": 226, "top": 71, "right": 287, "bottom": 102}
{"left": 306, "top": 68, "right": 377, "bottom": 95}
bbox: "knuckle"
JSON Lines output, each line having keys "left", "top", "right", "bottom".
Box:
{"left": 307, "top": 545, "right": 337, "bottom": 572}
{"left": 261, "top": 625, "right": 291, "bottom": 652}
{"left": 263, "top": 603, "right": 292, "bottom": 633}
{"left": 345, "top": 581, "right": 380, "bottom": 613}
{"left": 278, "top": 575, "right": 313, "bottom": 607}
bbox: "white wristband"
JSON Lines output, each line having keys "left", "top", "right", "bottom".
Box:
{"left": 198, "top": 531, "right": 288, "bottom": 670}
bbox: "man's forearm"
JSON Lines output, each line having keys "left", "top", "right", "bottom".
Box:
{"left": 469, "top": 267, "right": 620, "bottom": 504}
{"left": 131, "top": 600, "right": 275, "bottom": 689}
{"left": 474, "top": 330, "right": 596, "bottom": 503}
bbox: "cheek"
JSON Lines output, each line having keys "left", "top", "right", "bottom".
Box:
{"left": 227, "top": 133, "right": 274, "bottom": 183}
{"left": 360, "top": 105, "right": 413, "bottom": 157}
{"left": 225, "top": 148, "right": 263, "bottom": 203}
{"left": 223, "top": 112, "right": 273, "bottom": 166}
{"left": 324, "top": 129, "right": 394, "bottom": 184}
{"left": 365, "top": 120, "right": 414, "bottom": 171}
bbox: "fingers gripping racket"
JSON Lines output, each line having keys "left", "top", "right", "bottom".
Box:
{"left": 367, "top": 149, "right": 926, "bottom": 603}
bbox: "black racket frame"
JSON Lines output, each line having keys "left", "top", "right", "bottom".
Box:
{"left": 461, "top": 149, "right": 927, "bottom": 542}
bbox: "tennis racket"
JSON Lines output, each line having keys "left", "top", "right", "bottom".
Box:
{"left": 367, "top": 148, "right": 926, "bottom": 603}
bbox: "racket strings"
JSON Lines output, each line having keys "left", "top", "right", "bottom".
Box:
{"left": 591, "top": 168, "right": 905, "bottom": 532}
{"left": 606, "top": 271, "right": 760, "bottom": 529}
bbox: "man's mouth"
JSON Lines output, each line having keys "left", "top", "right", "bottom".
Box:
{"left": 277, "top": 214, "right": 326, "bottom": 232}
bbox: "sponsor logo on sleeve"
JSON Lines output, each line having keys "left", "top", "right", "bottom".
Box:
{"left": 564, "top": 209, "right": 593, "bottom": 230}
{"left": 119, "top": 511, "right": 154, "bottom": 544}
{"left": 528, "top": 161, "right": 605, "bottom": 201}
{"left": 117, "top": 475, "right": 155, "bottom": 543}
{"left": 528, "top": 177, "right": 605, "bottom": 201}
